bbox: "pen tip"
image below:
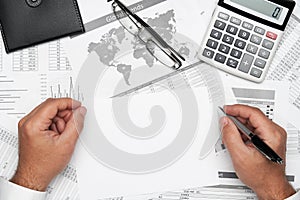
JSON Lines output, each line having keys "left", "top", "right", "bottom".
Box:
{"left": 273, "top": 158, "right": 284, "bottom": 165}
{"left": 218, "top": 106, "right": 225, "bottom": 112}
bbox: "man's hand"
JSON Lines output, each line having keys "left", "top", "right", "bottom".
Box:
{"left": 10, "top": 98, "right": 86, "bottom": 192}
{"left": 220, "top": 104, "right": 295, "bottom": 200}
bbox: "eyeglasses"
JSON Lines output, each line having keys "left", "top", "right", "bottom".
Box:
{"left": 108, "top": 0, "right": 185, "bottom": 69}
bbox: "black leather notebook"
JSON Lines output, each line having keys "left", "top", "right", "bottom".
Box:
{"left": 0, "top": 0, "right": 85, "bottom": 53}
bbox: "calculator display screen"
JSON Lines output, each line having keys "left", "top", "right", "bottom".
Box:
{"left": 225, "top": 0, "right": 289, "bottom": 25}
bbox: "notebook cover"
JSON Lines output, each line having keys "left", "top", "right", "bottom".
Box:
{"left": 0, "top": 0, "right": 85, "bottom": 53}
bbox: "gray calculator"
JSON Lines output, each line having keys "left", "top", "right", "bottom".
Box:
{"left": 199, "top": 0, "right": 295, "bottom": 82}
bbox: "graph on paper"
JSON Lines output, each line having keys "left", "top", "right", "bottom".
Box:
{"left": 0, "top": 39, "right": 83, "bottom": 199}
{"left": 49, "top": 76, "right": 84, "bottom": 102}
{"left": 231, "top": 87, "right": 275, "bottom": 120}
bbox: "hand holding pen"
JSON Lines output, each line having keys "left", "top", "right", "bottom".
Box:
{"left": 219, "top": 106, "right": 283, "bottom": 164}
{"left": 219, "top": 105, "right": 296, "bottom": 200}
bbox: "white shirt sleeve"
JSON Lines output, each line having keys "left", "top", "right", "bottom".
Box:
{"left": 0, "top": 177, "right": 46, "bottom": 200}
{"left": 285, "top": 189, "right": 300, "bottom": 200}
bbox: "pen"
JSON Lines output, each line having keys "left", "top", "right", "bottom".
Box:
{"left": 218, "top": 107, "right": 283, "bottom": 165}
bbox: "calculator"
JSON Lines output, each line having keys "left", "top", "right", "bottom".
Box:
{"left": 199, "top": 0, "right": 295, "bottom": 82}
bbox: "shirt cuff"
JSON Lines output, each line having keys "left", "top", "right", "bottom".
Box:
{"left": 0, "top": 177, "right": 46, "bottom": 200}
{"left": 285, "top": 189, "right": 300, "bottom": 200}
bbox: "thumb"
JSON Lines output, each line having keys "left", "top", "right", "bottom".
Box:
{"left": 220, "top": 117, "right": 248, "bottom": 159}
{"left": 60, "top": 106, "right": 87, "bottom": 144}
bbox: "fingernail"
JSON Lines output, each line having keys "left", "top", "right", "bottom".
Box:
{"left": 79, "top": 106, "right": 87, "bottom": 116}
{"left": 72, "top": 100, "right": 82, "bottom": 109}
{"left": 220, "top": 117, "right": 228, "bottom": 130}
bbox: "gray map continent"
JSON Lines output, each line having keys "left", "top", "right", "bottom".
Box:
{"left": 132, "top": 10, "right": 177, "bottom": 67}
{"left": 89, "top": 10, "right": 190, "bottom": 85}
{"left": 88, "top": 26, "right": 126, "bottom": 66}
{"left": 116, "top": 64, "right": 132, "bottom": 85}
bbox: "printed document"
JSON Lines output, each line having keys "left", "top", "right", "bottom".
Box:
{"left": 266, "top": 14, "right": 300, "bottom": 129}
{"left": 97, "top": 78, "right": 300, "bottom": 200}
{"left": 0, "top": 115, "right": 80, "bottom": 200}
{"left": 294, "top": 0, "right": 300, "bottom": 18}
{"left": 64, "top": 0, "right": 228, "bottom": 199}
{"left": 215, "top": 76, "right": 300, "bottom": 189}
{"left": 0, "top": 38, "right": 82, "bottom": 199}
{"left": 73, "top": 61, "right": 224, "bottom": 199}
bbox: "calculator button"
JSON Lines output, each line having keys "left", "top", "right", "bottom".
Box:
{"left": 230, "top": 48, "right": 242, "bottom": 59}
{"left": 226, "top": 58, "right": 239, "bottom": 68}
{"left": 262, "top": 39, "right": 274, "bottom": 50}
{"left": 226, "top": 25, "right": 238, "bottom": 35}
{"left": 254, "top": 58, "right": 266, "bottom": 69}
{"left": 246, "top": 44, "right": 258, "bottom": 54}
{"left": 219, "top": 44, "right": 230, "bottom": 54}
{"left": 238, "top": 53, "right": 254, "bottom": 73}
{"left": 234, "top": 39, "right": 246, "bottom": 49}
{"left": 230, "top": 17, "right": 241, "bottom": 25}
{"left": 202, "top": 48, "right": 215, "bottom": 59}
{"left": 250, "top": 68, "right": 262, "bottom": 78}
{"left": 242, "top": 21, "right": 253, "bottom": 30}
{"left": 238, "top": 29, "right": 250, "bottom": 40}
{"left": 254, "top": 26, "right": 266, "bottom": 35}
{"left": 258, "top": 49, "right": 270, "bottom": 59}
{"left": 215, "top": 53, "right": 227, "bottom": 64}
{"left": 266, "top": 31, "right": 277, "bottom": 40}
{"left": 250, "top": 35, "right": 262, "bottom": 45}
{"left": 222, "top": 34, "right": 234, "bottom": 45}
{"left": 214, "top": 20, "right": 226, "bottom": 30}
{"left": 210, "top": 29, "right": 222, "bottom": 40}
{"left": 218, "top": 12, "right": 229, "bottom": 21}
{"left": 206, "top": 39, "right": 218, "bottom": 49}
